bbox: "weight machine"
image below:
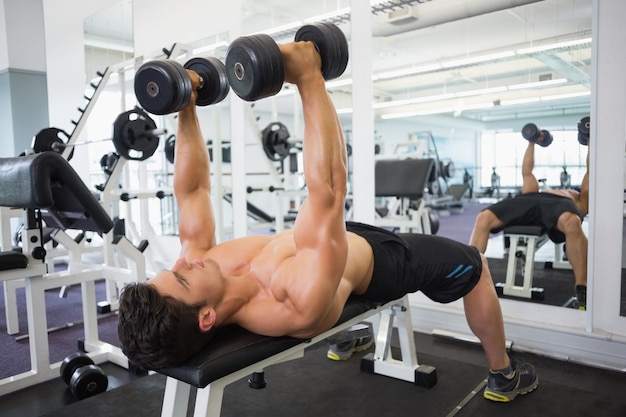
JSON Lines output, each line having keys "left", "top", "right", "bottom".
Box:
{"left": 0, "top": 152, "right": 147, "bottom": 396}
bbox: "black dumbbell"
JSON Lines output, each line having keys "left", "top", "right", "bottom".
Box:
{"left": 60, "top": 352, "right": 109, "bottom": 400}
{"left": 134, "top": 57, "right": 230, "bottom": 115}
{"left": 577, "top": 116, "right": 590, "bottom": 146}
{"left": 225, "top": 22, "right": 349, "bottom": 101}
{"left": 521, "top": 123, "right": 553, "bottom": 147}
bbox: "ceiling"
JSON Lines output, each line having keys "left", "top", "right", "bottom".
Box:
{"left": 83, "top": 0, "right": 593, "bottom": 126}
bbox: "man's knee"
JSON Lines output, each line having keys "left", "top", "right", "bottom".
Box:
{"left": 558, "top": 212, "right": 584, "bottom": 237}
{"left": 474, "top": 209, "right": 501, "bottom": 232}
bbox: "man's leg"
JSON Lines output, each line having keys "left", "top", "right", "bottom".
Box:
{"left": 556, "top": 213, "right": 587, "bottom": 288}
{"left": 556, "top": 212, "right": 588, "bottom": 308}
{"left": 462, "top": 256, "right": 508, "bottom": 370}
{"left": 469, "top": 209, "right": 505, "bottom": 253}
{"left": 463, "top": 255, "right": 538, "bottom": 401}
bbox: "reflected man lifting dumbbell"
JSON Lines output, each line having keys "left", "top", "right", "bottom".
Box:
{"left": 118, "top": 23, "right": 538, "bottom": 403}
{"left": 469, "top": 117, "right": 590, "bottom": 309}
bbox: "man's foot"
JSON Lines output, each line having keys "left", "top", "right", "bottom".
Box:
{"left": 575, "top": 285, "right": 587, "bottom": 310}
{"left": 484, "top": 357, "right": 538, "bottom": 402}
{"left": 327, "top": 333, "right": 374, "bottom": 361}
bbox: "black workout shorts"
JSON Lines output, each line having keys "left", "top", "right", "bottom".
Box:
{"left": 346, "top": 222, "right": 482, "bottom": 304}
{"left": 487, "top": 192, "right": 583, "bottom": 243}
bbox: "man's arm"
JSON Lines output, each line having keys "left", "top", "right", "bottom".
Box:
{"left": 278, "top": 41, "right": 349, "bottom": 326}
{"left": 578, "top": 144, "right": 590, "bottom": 215}
{"left": 174, "top": 71, "right": 217, "bottom": 257}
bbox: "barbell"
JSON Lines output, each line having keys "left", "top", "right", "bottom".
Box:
{"left": 134, "top": 56, "right": 230, "bottom": 115}
{"left": 32, "top": 108, "right": 163, "bottom": 161}
{"left": 226, "top": 22, "right": 349, "bottom": 101}
{"left": 164, "top": 121, "right": 298, "bottom": 164}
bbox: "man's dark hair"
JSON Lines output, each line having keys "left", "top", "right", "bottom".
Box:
{"left": 117, "top": 282, "right": 214, "bottom": 370}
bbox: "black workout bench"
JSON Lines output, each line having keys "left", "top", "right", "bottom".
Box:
{"left": 156, "top": 295, "right": 436, "bottom": 417}
{"left": 496, "top": 225, "right": 572, "bottom": 300}
{"left": 374, "top": 158, "right": 436, "bottom": 233}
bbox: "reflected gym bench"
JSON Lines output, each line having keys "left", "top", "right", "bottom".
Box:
{"left": 374, "top": 158, "right": 436, "bottom": 234}
{"left": 497, "top": 225, "right": 548, "bottom": 300}
{"left": 496, "top": 225, "right": 572, "bottom": 300}
{"left": 0, "top": 152, "right": 145, "bottom": 395}
{"left": 157, "top": 295, "right": 436, "bottom": 417}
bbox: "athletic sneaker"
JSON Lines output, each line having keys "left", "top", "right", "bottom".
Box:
{"left": 483, "top": 357, "right": 539, "bottom": 402}
{"left": 575, "top": 285, "right": 587, "bottom": 310}
{"left": 327, "top": 333, "right": 374, "bottom": 361}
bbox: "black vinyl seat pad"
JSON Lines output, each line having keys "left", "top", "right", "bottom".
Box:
{"left": 157, "top": 296, "right": 384, "bottom": 388}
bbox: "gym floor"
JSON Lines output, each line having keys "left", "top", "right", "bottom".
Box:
{"left": 1, "top": 331, "right": 625, "bottom": 417}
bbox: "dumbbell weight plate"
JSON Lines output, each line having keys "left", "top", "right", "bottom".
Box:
{"left": 32, "top": 128, "right": 75, "bottom": 160}
{"left": 183, "top": 57, "right": 230, "bottom": 106}
{"left": 226, "top": 34, "right": 285, "bottom": 101}
{"left": 112, "top": 108, "right": 160, "bottom": 161}
{"left": 134, "top": 60, "right": 192, "bottom": 115}
{"left": 69, "top": 364, "right": 109, "bottom": 400}
{"left": 60, "top": 352, "right": 95, "bottom": 385}
{"left": 521, "top": 123, "right": 540, "bottom": 142}
{"left": 294, "top": 22, "right": 349, "bottom": 81}
{"left": 99, "top": 152, "right": 120, "bottom": 176}
{"left": 538, "top": 129, "right": 553, "bottom": 147}
{"left": 164, "top": 134, "right": 176, "bottom": 164}
{"left": 578, "top": 116, "right": 590, "bottom": 145}
{"left": 166, "top": 59, "right": 194, "bottom": 113}
{"left": 261, "top": 121, "right": 291, "bottom": 161}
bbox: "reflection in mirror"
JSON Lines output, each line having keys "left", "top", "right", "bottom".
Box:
{"left": 361, "top": 0, "right": 593, "bottom": 312}
{"left": 477, "top": 123, "right": 590, "bottom": 311}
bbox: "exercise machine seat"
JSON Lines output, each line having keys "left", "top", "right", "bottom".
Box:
{"left": 0, "top": 152, "right": 113, "bottom": 234}
{"left": 157, "top": 296, "right": 381, "bottom": 388}
{"left": 375, "top": 158, "right": 435, "bottom": 199}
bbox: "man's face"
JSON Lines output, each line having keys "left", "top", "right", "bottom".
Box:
{"left": 150, "top": 257, "right": 222, "bottom": 306}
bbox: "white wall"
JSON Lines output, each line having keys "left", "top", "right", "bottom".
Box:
{"left": 132, "top": 0, "right": 241, "bottom": 58}
{"left": 4, "top": 0, "right": 46, "bottom": 72}
{"left": 0, "top": 1, "right": 8, "bottom": 70}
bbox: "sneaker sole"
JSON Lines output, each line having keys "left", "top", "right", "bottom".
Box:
{"left": 483, "top": 378, "right": 539, "bottom": 402}
{"left": 327, "top": 338, "right": 374, "bottom": 361}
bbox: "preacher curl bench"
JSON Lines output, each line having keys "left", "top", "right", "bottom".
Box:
{"left": 0, "top": 152, "right": 145, "bottom": 395}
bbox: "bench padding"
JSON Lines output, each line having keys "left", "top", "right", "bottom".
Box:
{"left": 157, "top": 296, "right": 381, "bottom": 388}
{"left": 0, "top": 153, "right": 113, "bottom": 233}
{"left": 375, "top": 158, "right": 435, "bottom": 199}
{"left": 502, "top": 225, "right": 545, "bottom": 236}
